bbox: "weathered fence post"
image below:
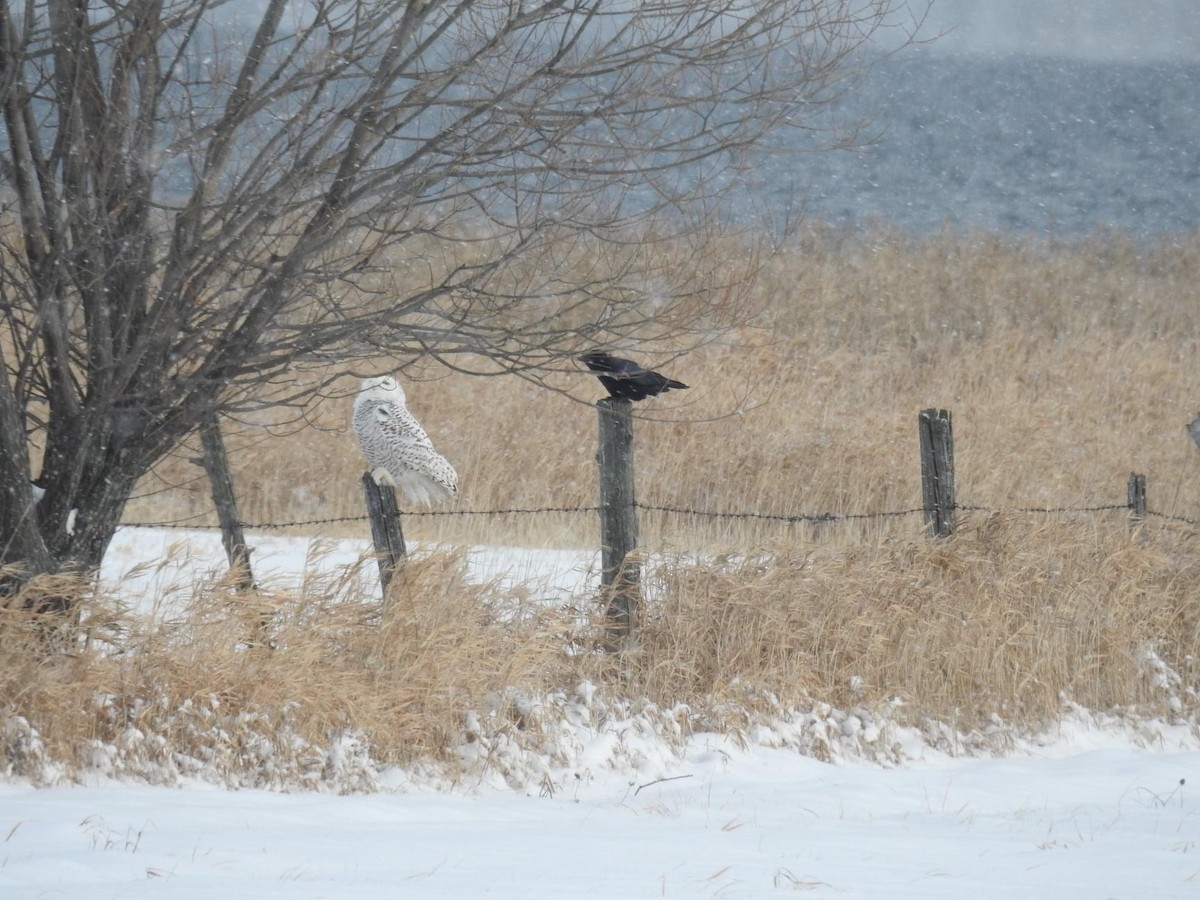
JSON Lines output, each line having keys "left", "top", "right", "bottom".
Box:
{"left": 361, "top": 473, "right": 406, "bottom": 596}
{"left": 1127, "top": 472, "right": 1147, "bottom": 527}
{"left": 918, "top": 408, "right": 955, "bottom": 538}
{"left": 199, "top": 416, "right": 255, "bottom": 591}
{"left": 597, "top": 397, "right": 639, "bottom": 643}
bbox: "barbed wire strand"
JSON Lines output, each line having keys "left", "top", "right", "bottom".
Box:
{"left": 633, "top": 503, "right": 927, "bottom": 524}
{"left": 117, "top": 499, "right": 1162, "bottom": 532}
{"left": 955, "top": 503, "right": 1129, "bottom": 515}
{"left": 1146, "top": 509, "right": 1199, "bottom": 526}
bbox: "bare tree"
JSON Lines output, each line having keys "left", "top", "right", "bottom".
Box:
{"left": 0, "top": 0, "right": 919, "bottom": 593}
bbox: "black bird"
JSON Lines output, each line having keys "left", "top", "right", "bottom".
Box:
{"left": 579, "top": 351, "right": 688, "bottom": 402}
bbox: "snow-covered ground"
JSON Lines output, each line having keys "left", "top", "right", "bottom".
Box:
{"left": 5, "top": 528, "right": 1200, "bottom": 898}
{"left": 100, "top": 526, "right": 600, "bottom": 605}
{"left": 4, "top": 730, "right": 1199, "bottom": 899}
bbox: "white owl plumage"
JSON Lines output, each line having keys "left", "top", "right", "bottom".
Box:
{"left": 353, "top": 375, "right": 458, "bottom": 506}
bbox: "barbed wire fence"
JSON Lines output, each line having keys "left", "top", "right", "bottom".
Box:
{"left": 119, "top": 499, "right": 1176, "bottom": 533}
{"left": 117, "top": 405, "right": 1199, "bottom": 640}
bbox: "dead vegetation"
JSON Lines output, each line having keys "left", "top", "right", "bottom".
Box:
{"left": 2, "top": 551, "right": 578, "bottom": 784}
{"left": 634, "top": 517, "right": 1200, "bottom": 731}
{"left": 124, "top": 227, "right": 1200, "bottom": 549}
{"left": 6, "top": 226, "right": 1200, "bottom": 784}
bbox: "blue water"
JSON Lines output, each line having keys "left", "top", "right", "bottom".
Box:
{"left": 752, "top": 51, "right": 1200, "bottom": 239}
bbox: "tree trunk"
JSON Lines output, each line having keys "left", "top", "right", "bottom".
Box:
{"left": 0, "top": 0, "right": 911, "bottom": 616}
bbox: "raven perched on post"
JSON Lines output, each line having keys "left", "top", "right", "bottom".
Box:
{"left": 579, "top": 351, "right": 688, "bottom": 402}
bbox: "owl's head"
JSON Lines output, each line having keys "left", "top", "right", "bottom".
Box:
{"left": 358, "top": 374, "right": 406, "bottom": 404}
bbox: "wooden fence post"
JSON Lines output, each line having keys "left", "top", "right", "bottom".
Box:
{"left": 1127, "top": 472, "right": 1147, "bottom": 527}
{"left": 362, "top": 473, "right": 406, "bottom": 596}
{"left": 918, "top": 408, "right": 955, "bottom": 538}
{"left": 597, "top": 397, "right": 639, "bottom": 643}
{"left": 199, "top": 416, "right": 255, "bottom": 591}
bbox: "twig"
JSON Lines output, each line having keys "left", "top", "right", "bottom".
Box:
{"left": 634, "top": 774, "right": 693, "bottom": 796}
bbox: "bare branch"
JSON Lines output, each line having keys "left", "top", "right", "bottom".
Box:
{"left": 0, "top": 0, "right": 922, "bottom": 582}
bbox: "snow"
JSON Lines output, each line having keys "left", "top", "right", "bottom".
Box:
{"left": 5, "top": 528, "right": 1200, "bottom": 898}
{"left": 100, "top": 527, "right": 598, "bottom": 606}
{"left": 4, "top": 737, "right": 1199, "bottom": 898}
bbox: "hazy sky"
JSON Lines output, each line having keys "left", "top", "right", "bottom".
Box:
{"left": 920, "top": 0, "right": 1200, "bottom": 60}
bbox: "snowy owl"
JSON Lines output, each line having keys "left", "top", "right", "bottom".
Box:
{"left": 353, "top": 375, "right": 458, "bottom": 506}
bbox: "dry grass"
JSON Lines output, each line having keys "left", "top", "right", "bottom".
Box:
{"left": 630, "top": 516, "right": 1200, "bottom": 733}
{"left": 2, "top": 551, "right": 580, "bottom": 783}
{"left": 7, "top": 226, "right": 1200, "bottom": 782}
{"left": 124, "top": 227, "right": 1200, "bottom": 550}
{"left": 5, "top": 514, "right": 1197, "bottom": 783}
